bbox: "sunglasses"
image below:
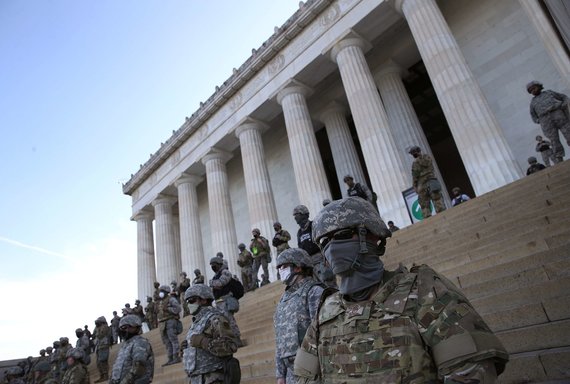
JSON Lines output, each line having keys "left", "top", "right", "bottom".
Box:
{"left": 186, "top": 296, "right": 199, "bottom": 304}
{"left": 318, "top": 229, "right": 357, "bottom": 249}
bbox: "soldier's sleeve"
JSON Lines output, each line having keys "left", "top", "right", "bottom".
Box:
{"left": 307, "top": 285, "right": 325, "bottom": 321}
{"left": 530, "top": 102, "right": 539, "bottom": 123}
{"left": 549, "top": 90, "right": 569, "bottom": 105}
{"left": 275, "top": 348, "right": 286, "bottom": 379}
{"left": 414, "top": 265, "right": 508, "bottom": 382}
{"left": 168, "top": 297, "right": 181, "bottom": 314}
{"left": 361, "top": 184, "right": 374, "bottom": 203}
{"left": 204, "top": 314, "right": 238, "bottom": 357}
{"left": 282, "top": 230, "right": 291, "bottom": 242}
{"left": 294, "top": 318, "right": 320, "bottom": 381}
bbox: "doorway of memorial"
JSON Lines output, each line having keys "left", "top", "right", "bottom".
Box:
{"left": 403, "top": 61, "right": 475, "bottom": 199}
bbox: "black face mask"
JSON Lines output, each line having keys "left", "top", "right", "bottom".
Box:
{"left": 211, "top": 265, "right": 220, "bottom": 273}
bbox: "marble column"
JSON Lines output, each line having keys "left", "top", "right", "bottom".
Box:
{"left": 175, "top": 174, "right": 206, "bottom": 277}
{"left": 276, "top": 81, "right": 332, "bottom": 216}
{"left": 151, "top": 195, "right": 181, "bottom": 286}
{"left": 133, "top": 211, "right": 156, "bottom": 301}
{"left": 374, "top": 60, "right": 450, "bottom": 204}
{"left": 330, "top": 35, "right": 411, "bottom": 226}
{"left": 202, "top": 149, "right": 239, "bottom": 273}
{"left": 235, "top": 119, "right": 278, "bottom": 281}
{"left": 318, "top": 102, "right": 366, "bottom": 198}
{"left": 393, "top": 0, "right": 522, "bottom": 195}
{"left": 519, "top": 0, "right": 570, "bottom": 87}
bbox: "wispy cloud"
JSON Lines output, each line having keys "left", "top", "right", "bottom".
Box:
{"left": 0, "top": 236, "right": 75, "bottom": 262}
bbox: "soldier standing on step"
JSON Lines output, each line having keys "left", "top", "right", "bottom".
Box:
{"left": 408, "top": 145, "right": 446, "bottom": 219}
{"left": 181, "top": 284, "right": 239, "bottom": 384}
{"left": 294, "top": 197, "right": 509, "bottom": 383}
{"left": 93, "top": 317, "right": 110, "bottom": 383}
{"left": 178, "top": 272, "right": 192, "bottom": 317}
{"left": 249, "top": 228, "right": 271, "bottom": 286}
{"left": 274, "top": 248, "right": 324, "bottom": 384}
{"left": 157, "top": 285, "right": 181, "bottom": 366}
{"left": 237, "top": 243, "right": 254, "bottom": 292}
{"left": 193, "top": 269, "right": 205, "bottom": 285}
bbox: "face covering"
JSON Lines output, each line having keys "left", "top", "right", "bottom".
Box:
{"left": 323, "top": 239, "right": 384, "bottom": 299}
{"left": 188, "top": 303, "right": 200, "bottom": 315}
{"left": 211, "top": 265, "right": 220, "bottom": 273}
{"left": 279, "top": 266, "right": 293, "bottom": 284}
{"left": 159, "top": 292, "right": 165, "bottom": 299}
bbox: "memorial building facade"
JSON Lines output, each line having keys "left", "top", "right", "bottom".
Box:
{"left": 123, "top": 0, "right": 570, "bottom": 301}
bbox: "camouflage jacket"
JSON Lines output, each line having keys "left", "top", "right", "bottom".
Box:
{"left": 60, "top": 363, "right": 88, "bottom": 384}
{"left": 295, "top": 265, "right": 508, "bottom": 383}
{"left": 111, "top": 335, "right": 154, "bottom": 384}
{"left": 273, "top": 230, "right": 292, "bottom": 253}
{"left": 237, "top": 249, "right": 253, "bottom": 268}
{"left": 157, "top": 296, "right": 180, "bottom": 322}
{"left": 411, "top": 154, "right": 435, "bottom": 187}
{"left": 75, "top": 335, "right": 91, "bottom": 357}
{"left": 182, "top": 307, "right": 238, "bottom": 379}
{"left": 193, "top": 275, "right": 205, "bottom": 285}
{"left": 94, "top": 324, "right": 110, "bottom": 351}
{"left": 530, "top": 90, "right": 569, "bottom": 123}
{"left": 274, "top": 278, "right": 324, "bottom": 378}
{"left": 111, "top": 314, "right": 121, "bottom": 330}
{"left": 249, "top": 236, "right": 270, "bottom": 257}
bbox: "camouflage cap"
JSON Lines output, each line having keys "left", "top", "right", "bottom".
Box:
{"left": 7, "top": 367, "right": 23, "bottom": 376}
{"left": 526, "top": 80, "right": 543, "bottom": 91}
{"left": 276, "top": 248, "right": 313, "bottom": 268}
{"left": 209, "top": 256, "right": 224, "bottom": 265}
{"left": 159, "top": 285, "right": 171, "bottom": 293}
{"left": 293, "top": 205, "right": 309, "bottom": 216}
{"left": 184, "top": 284, "right": 215, "bottom": 301}
{"left": 312, "top": 197, "right": 389, "bottom": 243}
{"left": 66, "top": 348, "right": 84, "bottom": 360}
{"left": 119, "top": 314, "right": 142, "bottom": 328}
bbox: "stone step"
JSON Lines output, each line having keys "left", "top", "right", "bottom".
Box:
{"left": 498, "top": 346, "right": 570, "bottom": 383}
{"left": 497, "top": 319, "right": 570, "bottom": 354}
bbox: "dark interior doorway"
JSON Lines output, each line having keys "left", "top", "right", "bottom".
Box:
{"left": 403, "top": 61, "right": 475, "bottom": 198}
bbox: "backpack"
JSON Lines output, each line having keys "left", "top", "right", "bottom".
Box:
{"left": 227, "top": 277, "right": 245, "bottom": 300}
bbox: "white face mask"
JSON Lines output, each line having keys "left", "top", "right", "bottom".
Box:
{"left": 188, "top": 303, "right": 200, "bottom": 315}
{"left": 159, "top": 292, "right": 165, "bottom": 299}
{"left": 279, "top": 266, "right": 292, "bottom": 284}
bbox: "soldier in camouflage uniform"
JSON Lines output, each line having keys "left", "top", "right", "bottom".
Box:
{"left": 152, "top": 282, "right": 161, "bottom": 302}
{"left": 111, "top": 311, "right": 121, "bottom": 344}
{"left": 178, "top": 272, "right": 192, "bottom": 317}
{"left": 272, "top": 222, "right": 291, "bottom": 256}
{"left": 74, "top": 329, "right": 91, "bottom": 366}
{"left": 409, "top": 145, "right": 445, "bottom": 219}
{"left": 249, "top": 228, "right": 271, "bottom": 286}
{"left": 209, "top": 257, "right": 242, "bottom": 345}
{"left": 61, "top": 348, "right": 89, "bottom": 384}
{"left": 293, "top": 205, "right": 336, "bottom": 288}
{"left": 274, "top": 248, "right": 324, "bottom": 384}
{"left": 182, "top": 284, "right": 239, "bottom": 384}
{"left": 535, "top": 135, "right": 555, "bottom": 167}
{"left": 56, "top": 337, "right": 71, "bottom": 378}
{"left": 132, "top": 300, "right": 145, "bottom": 322}
{"left": 528, "top": 81, "right": 570, "bottom": 163}
{"left": 4, "top": 367, "right": 25, "bottom": 384}
{"left": 294, "top": 197, "right": 509, "bottom": 383}
{"left": 193, "top": 269, "right": 205, "bottom": 285}
{"left": 32, "top": 361, "right": 57, "bottom": 384}
{"left": 144, "top": 297, "right": 157, "bottom": 330}
{"left": 237, "top": 243, "right": 254, "bottom": 292}
{"left": 157, "top": 285, "right": 181, "bottom": 366}
{"left": 93, "top": 316, "right": 110, "bottom": 383}
{"left": 110, "top": 315, "right": 154, "bottom": 384}
{"left": 48, "top": 341, "right": 60, "bottom": 382}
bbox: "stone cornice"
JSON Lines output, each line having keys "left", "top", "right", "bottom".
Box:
{"left": 122, "top": 0, "right": 333, "bottom": 196}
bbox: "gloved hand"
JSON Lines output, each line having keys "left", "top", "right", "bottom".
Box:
{"left": 190, "top": 334, "right": 211, "bottom": 349}
{"left": 180, "top": 339, "right": 188, "bottom": 351}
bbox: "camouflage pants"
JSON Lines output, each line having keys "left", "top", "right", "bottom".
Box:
{"left": 540, "top": 111, "right": 570, "bottom": 162}
{"left": 539, "top": 148, "right": 555, "bottom": 167}
{"left": 160, "top": 319, "right": 180, "bottom": 359}
{"left": 252, "top": 255, "right": 270, "bottom": 284}
{"left": 417, "top": 182, "right": 445, "bottom": 219}
{"left": 241, "top": 266, "right": 253, "bottom": 291}
{"left": 216, "top": 298, "right": 241, "bottom": 338}
{"left": 111, "top": 327, "right": 118, "bottom": 344}
{"left": 96, "top": 348, "right": 109, "bottom": 377}
{"left": 189, "top": 370, "right": 224, "bottom": 384}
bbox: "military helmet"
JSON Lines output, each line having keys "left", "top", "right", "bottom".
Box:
{"left": 46, "top": 346, "right": 53, "bottom": 353}
{"left": 33, "top": 361, "right": 51, "bottom": 373}
{"left": 293, "top": 205, "right": 309, "bottom": 216}
{"left": 528, "top": 156, "right": 538, "bottom": 163}
{"left": 159, "top": 285, "right": 171, "bottom": 293}
{"left": 7, "top": 366, "right": 23, "bottom": 376}
{"left": 180, "top": 271, "right": 187, "bottom": 277}
{"left": 75, "top": 328, "right": 83, "bottom": 334}
{"left": 273, "top": 221, "right": 281, "bottom": 228}
{"left": 53, "top": 340, "right": 60, "bottom": 348}
{"left": 119, "top": 314, "right": 142, "bottom": 328}
{"left": 312, "top": 197, "right": 389, "bottom": 244}
{"left": 276, "top": 248, "right": 313, "bottom": 268}
{"left": 343, "top": 174, "right": 353, "bottom": 182}
{"left": 408, "top": 145, "right": 421, "bottom": 154}
{"left": 39, "top": 349, "right": 46, "bottom": 354}
{"left": 216, "top": 252, "right": 224, "bottom": 258}
{"left": 526, "top": 80, "right": 543, "bottom": 92}
{"left": 194, "top": 268, "right": 201, "bottom": 274}
{"left": 96, "top": 316, "right": 107, "bottom": 324}
{"left": 252, "top": 228, "right": 260, "bottom": 235}
{"left": 59, "top": 337, "right": 69, "bottom": 343}
{"left": 237, "top": 243, "right": 246, "bottom": 249}
{"left": 209, "top": 256, "right": 224, "bottom": 265}
{"left": 66, "top": 348, "right": 84, "bottom": 360}
{"left": 184, "top": 284, "right": 215, "bottom": 301}
{"left": 135, "top": 299, "right": 141, "bottom": 305}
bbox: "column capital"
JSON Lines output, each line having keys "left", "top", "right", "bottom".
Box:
{"left": 151, "top": 194, "right": 177, "bottom": 207}
{"left": 201, "top": 147, "right": 233, "bottom": 165}
{"left": 317, "top": 101, "right": 347, "bottom": 123}
{"left": 131, "top": 210, "right": 154, "bottom": 221}
{"left": 328, "top": 30, "right": 372, "bottom": 63}
{"left": 389, "top": 0, "right": 405, "bottom": 15}
{"left": 275, "top": 79, "right": 313, "bottom": 105}
{"left": 374, "top": 59, "right": 406, "bottom": 81}
{"left": 174, "top": 173, "right": 203, "bottom": 188}
{"left": 234, "top": 117, "right": 269, "bottom": 139}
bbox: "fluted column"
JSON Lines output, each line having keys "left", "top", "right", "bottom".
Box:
{"left": 276, "top": 81, "right": 331, "bottom": 215}
{"left": 374, "top": 60, "right": 450, "bottom": 203}
{"left": 133, "top": 211, "right": 156, "bottom": 301}
{"left": 330, "top": 35, "right": 411, "bottom": 225}
{"left": 394, "top": 0, "right": 522, "bottom": 194}
{"left": 202, "top": 149, "right": 239, "bottom": 273}
{"left": 319, "top": 102, "right": 366, "bottom": 197}
{"left": 175, "top": 174, "right": 206, "bottom": 278}
{"left": 151, "top": 195, "right": 181, "bottom": 286}
{"left": 519, "top": 0, "right": 570, "bottom": 87}
{"left": 235, "top": 119, "right": 278, "bottom": 281}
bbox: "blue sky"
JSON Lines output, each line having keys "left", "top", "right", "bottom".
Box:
{"left": 0, "top": 0, "right": 299, "bottom": 361}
